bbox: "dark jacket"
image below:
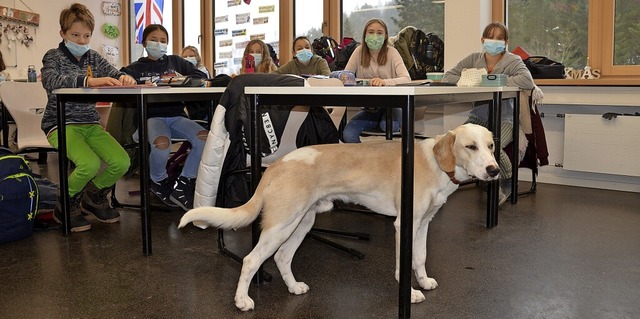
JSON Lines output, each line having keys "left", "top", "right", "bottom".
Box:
{"left": 120, "top": 55, "right": 207, "bottom": 118}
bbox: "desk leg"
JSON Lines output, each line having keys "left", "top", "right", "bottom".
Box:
{"left": 1, "top": 102, "right": 8, "bottom": 147}
{"left": 398, "top": 97, "right": 415, "bottom": 319}
{"left": 486, "top": 92, "right": 502, "bottom": 228}
{"left": 250, "top": 94, "right": 264, "bottom": 285}
{"left": 56, "top": 96, "right": 71, "bottom": 235}
{"left": 511, "top": 94, "right": 520, "bottom": 204}
{"left": 138, "top": 95, "right": 152, "bottom": 256}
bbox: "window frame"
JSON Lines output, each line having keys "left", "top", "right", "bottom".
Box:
{"left": 498, "top": 0, "right": 640, "bottom": 84}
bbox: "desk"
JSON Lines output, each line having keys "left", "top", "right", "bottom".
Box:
{"left": 245, "top": 85, "right": 519, "bottom": 318}
{"left": 54, "top": 87, "right": 225, "bottom": 256}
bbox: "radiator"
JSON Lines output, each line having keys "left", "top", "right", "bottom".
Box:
{"left": 564, "top": 114, "right": 640, "bottom": 177}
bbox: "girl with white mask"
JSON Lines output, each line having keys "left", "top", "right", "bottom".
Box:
{"left": 273, "top": 36, "right": 330, "bottom": 76}
{"left": 239, "top": 39, "right": 278, "bottom": 74}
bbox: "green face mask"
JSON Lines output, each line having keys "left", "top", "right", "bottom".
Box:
{"left": 365, "top": 34, "right": 385, "bottom": 51}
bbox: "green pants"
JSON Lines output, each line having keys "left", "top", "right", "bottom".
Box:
{"left": 48, "top": 124, "right": 130, "bottom": 197}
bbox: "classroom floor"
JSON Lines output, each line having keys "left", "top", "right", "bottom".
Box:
{"left": 2, "top": 155, "right": 640, "bottom": 319}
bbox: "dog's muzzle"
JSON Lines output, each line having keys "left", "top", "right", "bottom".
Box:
{"left": 486, "top": 165, "right": 500, "bottom": 178}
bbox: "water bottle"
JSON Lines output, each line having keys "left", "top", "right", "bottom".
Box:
{"left": 27, "top": 65, "right": 37, "bottom": 82}
{"left": 426, "top": 44, "right": 434, "bottom": 60}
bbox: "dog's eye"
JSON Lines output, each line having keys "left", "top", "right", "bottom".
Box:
{"left": 488, "top": 143, "right": 494, "bottom": 150}
{"left": 466, "top": 145, "right": 478, "bottom": 151}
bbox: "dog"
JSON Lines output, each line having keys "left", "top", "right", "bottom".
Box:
{"left": 178, "top": 123, "right": 500, "bottom": 311}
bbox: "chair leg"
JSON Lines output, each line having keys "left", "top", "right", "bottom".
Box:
{"left": 307, "top": 232, "right": 366, "bottom": 259}
{"left": 517, "top": 169, "right": 537, "bottom": 197}
{"left": 217, "top": 229, "right": 273, "bottom": 282}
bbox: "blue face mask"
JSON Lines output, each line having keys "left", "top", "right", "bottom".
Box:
{"left": 145, "top": 41, "right": 168, "bottom": 60}
{"left": 483, "top": 39, "right": 506, "bottom": 56}
{"left": 250, "top": 53, "right": 263, "bottom": 66}
{"left": 365, "top": 34, "right": 385, "bottom": 51}
{"left": 65, "top": 40, "right": 90, "bottom": 57}
{"left": 295, "top": 49, "right": 313, "bottom": 63}
{"left": 185, "top": 57, "right": 198, "bottom": 66}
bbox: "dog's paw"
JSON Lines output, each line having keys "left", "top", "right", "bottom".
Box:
{"left": 411, "top": 288, "right": 426, "bottom": 303}
{"left": 287, "top": 282, "right": 309, "bottom": 295}
{"left": 417, "top": 276, "right": 438, "bottom": 290}
{"left": 234, "top": 295, "right": 255, "bottom": 311}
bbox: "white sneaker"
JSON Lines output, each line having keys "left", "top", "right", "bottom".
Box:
{"left": 498, "top": 186, "right": 511, "bottom": 207}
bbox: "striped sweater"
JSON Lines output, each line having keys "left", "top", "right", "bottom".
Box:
{"left": 40, "top": 42, "right": 126, "bottom": 135}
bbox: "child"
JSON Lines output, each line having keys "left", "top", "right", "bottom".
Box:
{"left": 273, "top": 36, "right": 330, "bottom": 76}
{"left": 121, "top": 24, "right": 208, "bottom": 211}
{"left": 342, "top": 18, "right": 411, "bottom": 143}
{"left": 181, "top": 45, "right": 210, "bottom": 78}
{"left": 441, "top": 22, "right": 535, "bottom": 206}
{"left": 239, "top": 39, "right": 278, "bottom": 74}
{"left": 40, "top": 3, "right": 136, "bottom": 232}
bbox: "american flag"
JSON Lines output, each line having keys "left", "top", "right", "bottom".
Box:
{"left": 134, "top": 0, "right": 164, "bottom": 44}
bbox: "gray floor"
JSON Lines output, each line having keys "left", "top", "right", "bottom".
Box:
{"left": 2, "top": 155, "right": 640, "bottom": 319}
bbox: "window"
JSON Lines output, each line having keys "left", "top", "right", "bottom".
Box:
{"left": 183, "top": 0, "right": 202, "bottom": 53}
{"left": 213, "top": 1, "right": 280, "bottom": 75}
{"left": 506, "top": 0, "right": 640, "bottom": 78}
{"left": 341, "top": 0, "right": 444, "bottom": 41}
{"left": 129, "top": 0, "right": 174, "bottom": 60}
{"left": 294, "top": 0, "right": 324, "bottom": 40}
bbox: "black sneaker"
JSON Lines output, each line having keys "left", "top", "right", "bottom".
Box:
{"left": 53, "top": 193, "right": 91, "bottom": 232}
{"left": 169, "top": 176, "right": 195, "bottom": 211}
{"left": 81, "top": 183, "right": 120, "bottom": 223}
{"left": 151, "top": 178, "right": 178, "bottom": 207}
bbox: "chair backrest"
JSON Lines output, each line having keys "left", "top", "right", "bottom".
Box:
{"left": 306, "top": 77, "right": 346, "bottom": 130}
{"left": 262, "top": 105, "right": 310, "bottom": 165}
{"left": 0, "top": 81, "right": 51, "bottom": 151}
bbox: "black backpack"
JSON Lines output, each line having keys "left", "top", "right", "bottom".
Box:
{"left": 312, "top": 36, "right": 340, "bottom": 69}
{"left": 334, "top": 38, "right": 360, "bottom": 71}
{"left": 0, "top": 147, "right": 39, "bottom": 243}
{"left": 408, "top": 29, "right": 445, "bottom": 80}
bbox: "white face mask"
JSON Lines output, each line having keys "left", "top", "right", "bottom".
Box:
{"left": 185, "top": 56, "right": 198, "bottom": 66}
{"left": 145, "top": 40, "right": 168, "bottom": 59}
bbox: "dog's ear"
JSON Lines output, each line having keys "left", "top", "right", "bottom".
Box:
{"left": 433, "top": 131, "right": 456, "bottom": 173}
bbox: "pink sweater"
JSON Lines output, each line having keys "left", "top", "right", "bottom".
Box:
{"left": 344, "top": 45, "right": 411, "bottom": 86}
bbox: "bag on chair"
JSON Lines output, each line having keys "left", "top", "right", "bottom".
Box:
{"left": 0, "top": 147, "right": 39, "bottom": 243}
{"left": 524, "top": 56, "right": 565, "bottom": 79}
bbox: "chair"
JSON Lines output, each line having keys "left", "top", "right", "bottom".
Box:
{"left": 0, "top": 81, "right": 56, "bottom": 163}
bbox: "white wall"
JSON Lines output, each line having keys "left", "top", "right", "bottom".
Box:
{"left": 0, "top": 0, "right": 123, "bottom": 79}
{"left": 443, "top": 0, "right": 491, "bottom": 70}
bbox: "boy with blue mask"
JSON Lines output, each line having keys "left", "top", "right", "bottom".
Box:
{"left": 40, "top": 3, "right": 137, "bottom": 232}
{"left": 273, "top": 36, "right": 330, "bottom": 76}
{"left": 441, "top": 22, "right": 535, "bottom": 207}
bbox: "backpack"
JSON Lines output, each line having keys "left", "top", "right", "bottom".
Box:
{"left": 408, "top": 30, "right": 445, "bottom": 80}
{"left": 0, "top": 147, "right": 39, "bottom": 243}
{"left": 266, "top": 43, "right": 280, "bottom": 67}
{"left": 334, "top": 38, "right": 360, "bottom": 71}
{"left": 312, "top": 36, "right": 340, "bottom": 69}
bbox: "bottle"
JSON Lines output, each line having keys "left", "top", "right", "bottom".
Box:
{"left": 426, "top": 44, "right": 433, "bottom": 60}
{"left": 27, "top": 65, "right": 37, "bottom": 83}
{"left": 244, "top": 54, "right": 255, "bottom": 74}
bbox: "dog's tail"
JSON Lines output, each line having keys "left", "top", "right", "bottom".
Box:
{"left": 178, "top": 196, "right": 262, "bottom": 230}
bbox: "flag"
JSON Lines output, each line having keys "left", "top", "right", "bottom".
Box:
{"left": 134, "top": 0, "right": 164, "bottom": 44}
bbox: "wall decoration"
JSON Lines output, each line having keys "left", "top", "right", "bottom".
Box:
{"left": 102, "top": 44, "right": 120, "bottom": 68}
{"left": 236, "top": 13, "right": 250, "bottom": 24}
{"left": 253, "top": 17, "right": 268, "bottom": 25}
{"left": 102, "top": 23, "right": 120, "bottom": 39}
{"left": 1, "top": 23, "right": 34, "bottom": 48}
{"left": 0, "top": 6, "right": 39, "bottom": 26}
{"left": 214, "top": 28, "right": 228, "bottom": 36}
{"left": 232, "top": 29, "right": 246, "bottom": 37}
{"left": 250, "top": 33, "right": 265, "bottom": 40}
{"left": 228, "top": 0, "right": 241, "bottom": 7}
{"left": 102, "top": 2, "right": 122, "bottom": 16}
{"left": 215, "top": 15, "right": 228, "bottom": 23}
{"left": 259, "top": 5, "right": 275, "bottom": 13}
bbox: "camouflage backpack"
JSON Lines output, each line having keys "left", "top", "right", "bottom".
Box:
{"left": 408, "top": 29, "right": 445, "bottom": 80}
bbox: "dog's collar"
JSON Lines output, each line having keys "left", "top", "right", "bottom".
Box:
{"left": 446, "top": 171, "right": 461, "bottom": 184}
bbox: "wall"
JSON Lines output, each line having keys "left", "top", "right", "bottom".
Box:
{"left": 0, "top": 0, "right": 123, "bottom": 79}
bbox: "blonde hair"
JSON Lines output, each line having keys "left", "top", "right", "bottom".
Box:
{"left": 240, "top": 39, "right": 277, "bottom": 74}
{"left": 182, "top": 45, "right": 204, "bottom": 69}
{"left": 360, "top": 18, "right": 389, "bottom": 68}
{"left": 60, "top": 3, "right": 95, "bottom": 33}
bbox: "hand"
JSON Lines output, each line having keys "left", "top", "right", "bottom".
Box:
{"left": 87, "top": 77, "right": 123, "bottom": 87}
{"left": 119, "top": 75, "right": 137, "bottom": 86}
{"left": 370, "top": 77, "right": 385, "bottom": 86}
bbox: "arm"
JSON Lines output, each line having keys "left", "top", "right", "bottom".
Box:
{"left": 90, "top": 51, "right": 136, "bottom": 86}
{"left": 40, "top": 49, "right": 84, "bottom": 91}
{"left": 503, "top": 55, "right": 535, "bottom": 90}
{"left": 344, "top": 46, "right": 362, "bottom": 74}
{"left": 381, "top": 47, "right": 411, "bottom": 86}
{"left": 317, "top": 58, "right": 331, "bottom": 76}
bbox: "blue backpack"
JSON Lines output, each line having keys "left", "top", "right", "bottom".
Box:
{"left": 0, "top": 147, "right": 39, "bottom": 243}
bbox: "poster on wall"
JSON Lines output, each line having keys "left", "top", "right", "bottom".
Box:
{"left": 214, "top": 1, "right": 279, "bottom": 75}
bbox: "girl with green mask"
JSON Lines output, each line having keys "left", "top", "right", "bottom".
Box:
{"left": 342, "top": 18, "right": 411, "bottom": 143}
